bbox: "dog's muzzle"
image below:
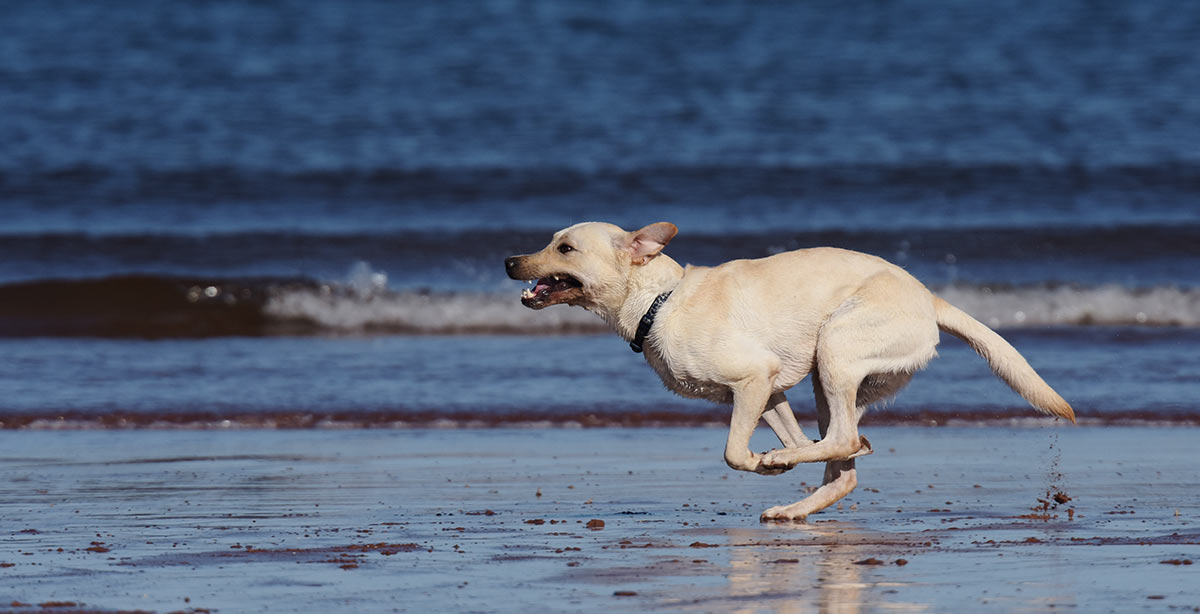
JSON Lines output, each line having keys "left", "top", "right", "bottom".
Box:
{"left": 505, "top": 255, "right": 583, "bottom": 309}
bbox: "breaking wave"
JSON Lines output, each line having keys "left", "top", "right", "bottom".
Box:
{"left": 935, "top": 283, "right": 1200, "bottom": 328}
{"left": 262, "top": 286, "right": 603, "bottom": 335}
{"left": 265, "top": 282, "right": 1200, "bottom": 333}
{"left": 0, "top": 274, "right": 1196, "bottom": 337}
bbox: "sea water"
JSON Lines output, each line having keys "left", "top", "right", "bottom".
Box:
{"left": 1, "top": 1, "right": 1197, "bottom": 427}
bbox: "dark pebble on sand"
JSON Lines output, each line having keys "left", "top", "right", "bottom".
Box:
{"left": 586, "top": 519, "right": 605, "bottom": 529}
{"left": 854, "top": 557, "right": 885, "bottom": 565}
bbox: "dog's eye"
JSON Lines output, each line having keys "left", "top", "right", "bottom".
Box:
{"left": 557, "top": 244, "right": 574, "bottom": 254}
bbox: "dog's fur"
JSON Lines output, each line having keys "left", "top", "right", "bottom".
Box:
{"left": 505, "top": 222, "right": 1074, "bottom": 521}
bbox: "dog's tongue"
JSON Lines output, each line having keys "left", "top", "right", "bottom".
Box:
{"left": 533, "top": 278, "right": 554, "bottom": 294}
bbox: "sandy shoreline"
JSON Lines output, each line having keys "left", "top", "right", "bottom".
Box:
{"left": 2, "top": 426, "right": 1197, "bottom": 613}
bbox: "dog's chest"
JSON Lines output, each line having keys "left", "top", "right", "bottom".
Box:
{"left": 643, "top": 345, "right": 732, "bottom": 404}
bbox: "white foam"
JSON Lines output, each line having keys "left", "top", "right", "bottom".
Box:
{"left": 264, "top": 287, "right": 605, "bottom": 333}
{"left": 936, "top": 283, "right": 1200, "bottom": 328}
{"left": 263, "top": 282, "right": 1200, "bottom": 334}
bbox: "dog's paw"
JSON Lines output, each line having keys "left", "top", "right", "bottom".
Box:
{"left": 759, "top": 448, "right": 799, "bottom": 471}
{"left": 753, "top": 463, "right": 790, "bottom": 476}
{"left": 760, "top": 505, "right": 808, "bottom": 523}
{"left": 741, "top": 451, "right": 788, "bottom": 475}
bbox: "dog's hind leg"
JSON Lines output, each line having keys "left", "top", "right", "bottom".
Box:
{"left": 761, "top": 459, "right": 857, "bottom": 521}
{"left": 762, "top": 392, "right": 812, "bottom": 449}
{"left": 757, "top": 360, "right": 870, "bottom": 469}
{"left": 758, "top": 273, "right": 937, "bottom": 471}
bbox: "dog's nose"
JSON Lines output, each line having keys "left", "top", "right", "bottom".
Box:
{"left": 504, "top": 256, "right": 521, "bottom": 278}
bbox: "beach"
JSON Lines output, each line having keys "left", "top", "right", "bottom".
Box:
{"left": 3, "top": 425, "right": 1197, "bottom": 613}
{"left": 3, "top": 2, "right": 1199, "bottom": 612}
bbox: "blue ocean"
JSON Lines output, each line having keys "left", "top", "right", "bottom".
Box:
{"left": 1, "top": 1, "right": 1197, "bottom": 427}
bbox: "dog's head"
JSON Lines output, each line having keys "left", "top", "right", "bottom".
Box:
{"left": 504, "top": 221, "right": 678, "bottom": 310}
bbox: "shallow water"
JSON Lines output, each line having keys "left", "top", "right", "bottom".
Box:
{"left": 0, "top": 328, "right": 1194, "bottom": 428}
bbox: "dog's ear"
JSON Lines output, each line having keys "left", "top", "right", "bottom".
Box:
{"left": 624, "top": 222, "right": 678, "bottom": 265}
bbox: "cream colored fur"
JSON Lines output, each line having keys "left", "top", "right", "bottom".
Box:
{"left": 505, "top": 221, "right": 1074, "bottom": 521}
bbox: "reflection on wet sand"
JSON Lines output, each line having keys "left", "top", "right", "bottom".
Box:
{"left": 717, "top": 523, "right": 927, "bottom": 614}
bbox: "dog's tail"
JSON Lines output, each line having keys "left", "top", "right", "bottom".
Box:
{"left": 933, "top": 296, "right": 1075, "bottom": 423}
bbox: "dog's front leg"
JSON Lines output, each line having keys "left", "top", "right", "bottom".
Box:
{"left": 724, "top": 376, "right": 787, "bottom": 475}
{"left": 764, "top": 392, "right": 812, "bottom": 449}
{"left": 761, "top": 408, "right": 797, "bottom": 448}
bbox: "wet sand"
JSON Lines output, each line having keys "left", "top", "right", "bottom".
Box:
{"left": 1, "top": 426, "right": 1197, "bottom": 613}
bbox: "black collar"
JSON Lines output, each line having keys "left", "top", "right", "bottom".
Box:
{"left": 629, "top": 291, "right": 672, "bottom": 353}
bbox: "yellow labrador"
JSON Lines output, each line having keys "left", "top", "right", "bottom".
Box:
{"left": 505, "top": 222, "right": 1074, "bottom": 521}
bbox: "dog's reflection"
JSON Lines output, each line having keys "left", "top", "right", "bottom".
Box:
{"left": 717, "top": 523, "right": 918, "bottom": 614}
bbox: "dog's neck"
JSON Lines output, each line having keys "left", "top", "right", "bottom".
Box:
{"left": 606, "top": 254, "right": 684, "bottom": 342}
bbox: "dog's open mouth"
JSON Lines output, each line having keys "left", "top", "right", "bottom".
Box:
{"left": 521, "top": 274, "right": 584, "bottom": 309}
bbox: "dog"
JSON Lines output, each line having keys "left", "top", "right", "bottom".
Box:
{"left": 505, "top": 222, "right": 1074, "bottom": 521}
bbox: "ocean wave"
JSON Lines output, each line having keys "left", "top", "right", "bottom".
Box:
{"left": 0, "top": 273, "right": 604, "bottom": 337}
{"left": 265, "top": 280, "right": 1200, "bottom": 332}
{"left": 263, "top": 286, "right": 602, "bottom": 335}
{"left": 262, "top": 262, "right": 602, "bottom": 334}
{"left": 0, "top": 274, "right": 1196, "bottom": 337}
{"left": 936, "top": 283, "right": 1200, "bottom": 328}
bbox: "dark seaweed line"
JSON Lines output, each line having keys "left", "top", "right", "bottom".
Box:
{"left": 0, "top": 409, "right": 1195, "bottom": 430}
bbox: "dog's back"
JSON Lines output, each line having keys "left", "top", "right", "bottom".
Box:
{"left": 651, "top": 247, "right": 936, "bottom": 391}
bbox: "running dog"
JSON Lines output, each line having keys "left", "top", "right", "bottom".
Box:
{"left": 505, "top": 222, "right": 1074, "bottom": 521}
